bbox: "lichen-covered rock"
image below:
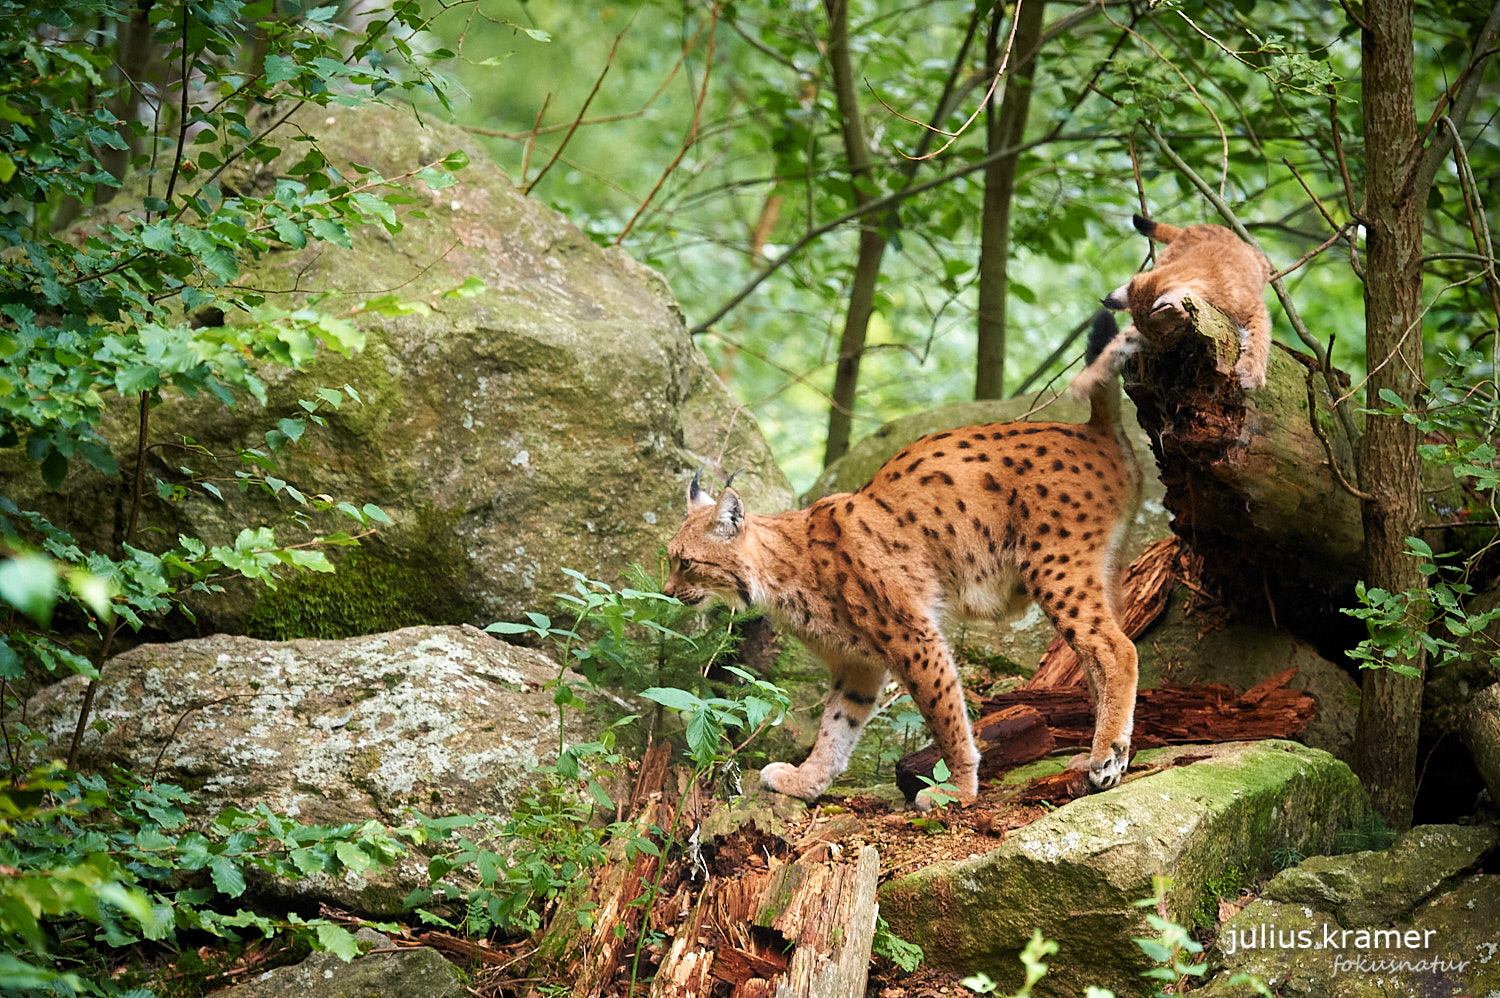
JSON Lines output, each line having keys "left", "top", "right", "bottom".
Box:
{"left": 1262, "top": 823, "right": 1497, "bottom": 925}
{"left": 878, "top": 741, "right": 1370, "bottom": 997}
{"left": 1462, "top": 682, "right": 1500, "bottom": 804}
{"left": 2, "top": 102, "right": 791, "bottom": 637}
{"left": 1200, "top": 824, "right": 1500, "bottom": 997}
{"left": 16, "top": 626, "right": 608, "bottom": 910}
{"left": 805, "top": 395, "right": 1170, "bottom": 674}
{"left": 216, "top": 928, "right": 463, "bottom": 998}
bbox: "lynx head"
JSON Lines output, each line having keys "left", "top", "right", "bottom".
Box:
{"left": 664, "top": 468, "right": 752, "bottom": 610}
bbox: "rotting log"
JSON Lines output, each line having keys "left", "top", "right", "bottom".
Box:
{"left": 651, "top": 846, "right": 880, "bottom": 998}
{"left": 896, "top": 670, "right": 1315, "bottom": 799}
{"left": 1121, "top": 295, "right": 1364, "bottom": 631}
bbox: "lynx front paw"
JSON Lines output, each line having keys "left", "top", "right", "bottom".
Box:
{"left": 1088, "top": 741, "right": 1131, "bottom": 791}
{"left": 758, "top": 761, "right": 824, "bottom": 802}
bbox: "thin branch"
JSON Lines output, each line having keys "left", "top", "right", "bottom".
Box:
{"left": 1408, "top": 0, "right": 1500, "bottom": 201}
{"left": 614, "top": 5, "right": 719, "bottom": 245}
{"left": 1305, "top": 351, "right": 1373, "bottom": 501}
{"left": 525, "top": 23, "right": 631, "bottom": 195}
{"left": 1009, "top": 313, "right": 1092, "bottom": 397}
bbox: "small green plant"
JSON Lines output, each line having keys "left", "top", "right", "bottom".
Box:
{"left": 908, "top": 759, "right": 961, "bottom": 832}
{"left": 872, "top": 914, "right": 924, "bottom": 971}
{"left": 0, "top": 766, "right": 408, "bottom": 992}
{"left": 1334, "top": 810, "right": 1399, "bottom": 854}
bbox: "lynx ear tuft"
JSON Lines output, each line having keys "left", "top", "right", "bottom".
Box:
{"left": 709, "top": 489, "right": 745, "bottom": 540}
{"left": 723, "top": 466, "right": 747, "bottom": 490}
{"left": 688, "top": 467, "right": 715, "bottom": 511}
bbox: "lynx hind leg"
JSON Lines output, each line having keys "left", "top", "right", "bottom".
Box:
{"left": 758, "top": 657, "right": 887, "bottom": 802}
{"left": 1234, "top": 307, "right": 1272, "bottom": 391}
{"left": 1030, "top": 575, "right": 1138, "bottom": 790}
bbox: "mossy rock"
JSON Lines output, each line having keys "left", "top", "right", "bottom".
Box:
{"left": 1, "top": 102, "right": 792, "bottom": 639}
{"left": 878, "top": 741, "right": 1370, "bottom": 997}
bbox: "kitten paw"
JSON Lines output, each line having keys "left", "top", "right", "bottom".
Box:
{"left": 1235, "top": 362, "right": 1266, "bottom": 391}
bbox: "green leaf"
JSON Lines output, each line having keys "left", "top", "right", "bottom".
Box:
{"left": 208, "top": 855, "right": 246, "bottom": 897}
{"left": 0, "top": 553, "right": 59, "bottom": 626}
{"left": 641, "top": 687, "right": 703, "bottom": 712}
{"left": 314, "top": 922, "right": 361, "bottom": 961}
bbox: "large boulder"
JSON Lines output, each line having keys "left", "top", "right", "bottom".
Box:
{"left": 3, "top": 103, "right": 791, "bottom": 637}
{"left": 16, "top": 625, "right": 611, "bottom": 910}
{"left": 878, "top": 741, "right": 1370, "bottom": 997}
{"left": 1200, "top": 823, "right": 1499, "bottom": 997}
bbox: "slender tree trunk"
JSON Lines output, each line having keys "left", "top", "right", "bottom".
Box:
{"left": 1355, "top": 0, "right": 1425, "bottom": 829}
{"left": 96, "top": 0, "right": 156, "bottom": 205}
{"left": 974, "top": 0, "right": 1044, "bottom": 400}
{"left": 822, "top": 0, "right": 884, "bottom": 466}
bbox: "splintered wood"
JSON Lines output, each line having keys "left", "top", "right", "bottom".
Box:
{"left": 1028, "top": 535, "right": 1183, "bottom": 689}
{"left": 649, "top": 847, "right": 879, "bottom": 998}
{"left": 896, "top": 667, "right": 1315, "bottom": 799}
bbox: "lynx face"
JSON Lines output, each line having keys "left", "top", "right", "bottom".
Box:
{"left": 665, "top": 484, "right": 752, "bottom": 611}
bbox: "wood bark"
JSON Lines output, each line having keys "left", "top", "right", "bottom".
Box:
{"left": 896, "top": 672, "right": 1316, "bottom": 800}
{"left": 651, "top": 846, "right": 880, "bottom": 998}
{"left": 974, "top": 0, "right": 1045, "bottom": 399}
{"left": 1355, "top": 0, "right": 1427, "bottom": 829}
{"left": 1120, "top": 296, "right": 1365, "bottom": 633}
{"left": 821, "top": 0, "right": 883, "bottom": 467}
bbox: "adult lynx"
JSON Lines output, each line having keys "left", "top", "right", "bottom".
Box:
{"left": 665, "top": 313, "right": 1142, "bottom": 806}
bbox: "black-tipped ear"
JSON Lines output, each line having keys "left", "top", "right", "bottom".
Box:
{"left": 723, "top": 466, "right": 747, "bottom": 490}
{"left": 709, "top": 489, "right": 745, "bottom": 540}
{"left": 1132, "top": 214, "right": 1155, "bottom": 237}
{"left": 1102, "top": 282, "right": 1131, "bottom": 310}
{"left": 687, "top": 467, "right": 714, "bottom": 511}
{"left": 1084, "top": 310, "right": 1119, "bottom": 365}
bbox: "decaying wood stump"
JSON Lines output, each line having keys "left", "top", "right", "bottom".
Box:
{"left": 1121, "top": 295, "right": 1364, "bottom": 631}
{"left": 650, "top": 846, "right": 879, "bottom": 998}
{"left": 896, "top": 668, "right": 1316, "bottom": 799}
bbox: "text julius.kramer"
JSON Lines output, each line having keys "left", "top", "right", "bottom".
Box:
{"left": 1222, "top": 924, "right": 1442, "bottom": 957}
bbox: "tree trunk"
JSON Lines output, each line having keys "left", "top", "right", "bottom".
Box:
{"left": 974, "top": 0, "right": 1045, "bottom": 400}
{"left": 821, "top": 0, "right": 884, "bottom": 467}
{"left": 1355, "top": 0, "right": 1426, "bottom": 829}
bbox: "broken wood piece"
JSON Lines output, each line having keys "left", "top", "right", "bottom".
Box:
{"left": 652, "top": 846, "right": 880, "bottom": 998}
{"left": 896, "top": 682, "right": 1316, "bottom": 800}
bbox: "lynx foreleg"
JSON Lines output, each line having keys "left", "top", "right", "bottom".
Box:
{"left": 759, "top": 656, "right": 887, "bottom": 802}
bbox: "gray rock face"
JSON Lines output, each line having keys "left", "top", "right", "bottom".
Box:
{"left": 1201, "top": 824, "right": 1500, "bottom": 997}
{"left": 878, "top": 741, "right": 1370, "bottom": 998}
{"left": 3, "top": 102, "right": 791, "bottom": 637}
{"left": 1462, "top": 682, "right": 1500, "bottom": 804}
{"left": 217, "top": 928, "right": 463, "bottom": 998}
{"left": 17, "top": 626, "right": 606, "bottom": 910}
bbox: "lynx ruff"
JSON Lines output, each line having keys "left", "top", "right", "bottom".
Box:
{"left": 665, "top": 314, "right": 1143, "bottom": 807}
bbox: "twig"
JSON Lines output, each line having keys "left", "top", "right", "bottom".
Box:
{"left": 525, "top": 22, "right": 632, "bottom": 194}
{"left": 1305, "top": 352, "right": 1372, "bottom": 501}
{"left": 614, "top": 4, "right": 719, "bottom": 245}
{"left": 519, "top": 93, "right": 550, "bottom": 182}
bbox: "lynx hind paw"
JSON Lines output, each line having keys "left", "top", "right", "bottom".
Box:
{"left": 758, "top": 761, "right": 823, "bottom": 802}
{"left": 1235, "top": 358, "right": 1267, "bottom": 391}
{"left": 1088, "top": 742, "right": 1131, "bottom": 791}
